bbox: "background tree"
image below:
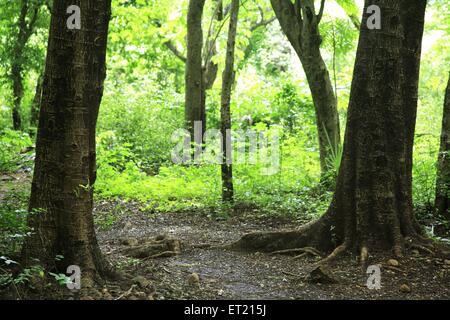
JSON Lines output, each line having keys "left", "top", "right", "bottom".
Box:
{"left": 435, "top": 73, "right": 450, "bottom": 220}
{"left": 185, "top": 0, "right": 207, "bottom": 137}
{"left": 220, "top": 0, "right": 240, "bottom": 202}
{"left": 0, "top": 0, "right": 48, "bottom": 130}
{"left": 270, "top": 0, "right": 341, "bottom": 176}
{"left": 22, "top": 0, "right": 114, "bottom": 284}
{"left": 232, "top": 0, "right": 428, "bottom": 261}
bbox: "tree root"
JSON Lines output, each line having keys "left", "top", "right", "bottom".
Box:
{"left": 270, "top": 247, "right": 322, "bottom": 258}
{"left": 123, "top": 236, "right": 181, "bottom": 259}
{"left": 228, "top": 218, "right": 334, "bottom": 253}
{"left": 315, "top": 243, "right": 348, "bottom": 266}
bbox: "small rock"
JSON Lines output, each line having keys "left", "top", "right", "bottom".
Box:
{"left": 399, "top": 284, "right": 411, "bottom": 293}
{"left": 132, "top": 276, "right": 151, "bottom": 289}
{"left": 444, "top": 259, "right": 450, "bottom": 265}
{"left": 411, "top": 249, "right": 420, "bottom": 256}
{"left": 120, "top": 237, "right": 138, "bottom": 246}
{"left": 308, "top": 266, "right": 339, "bottom": 284}
{"left": 123, "top": 221, "right": 133, "bottom": 230}
{"left": 188, "top": 273, "right": 200, "bottom": 286}
{"left": 387, "top": 259, "right": 399, "bottom": 267}
{"left": 135, "top": 291, "right": 147, "bottom": 299}
{"left": 147, "top": 294, "right": 155, "bottom": 300}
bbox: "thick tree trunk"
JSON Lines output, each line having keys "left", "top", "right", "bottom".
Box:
{"left": 270, "top": 0, "right": 340, "bottom": 175}
{"left": 220, "top": 0, "right": 239, "bottom": 203}
{"left": 30, "top": 73, "right": 44, "bottom": 129}
{"left": 185, "top": 0, "right": 207, "bottom": 137}
{"left": 22, "top": 0, "right": 113, "bottom": 285}
{"left": 233, "top": 0, "right": 427, "bottom": 259}
{"left": 435, "top": 73, "right": 450, "bottom": 220}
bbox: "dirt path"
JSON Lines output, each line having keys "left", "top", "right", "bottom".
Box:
{"left": 95, "top": 202, "right": 450, "bottom": 300}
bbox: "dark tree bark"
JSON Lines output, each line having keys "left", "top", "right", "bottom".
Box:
{"left": 435, "top": 73, "right": 450, "bottom": 220}
{"left": 30, "top": 73, "right": 44, "bottom": 129}
{"left": 185, "top": 0, "right": 207, "bottom": 137}
{"left": 11, "top": 0, "right": 40, "bottom": 130}
{"left": 220, "top": 0, "right": 239, "bottom": 203}
{"left": 270, "top": 0, "right": 341, "bottom": 175}
{"left": 22, "top": 0, "right": 113, "bottom": 285}
{"left": 232, "top": 0, "right": 428, "bottom": 261}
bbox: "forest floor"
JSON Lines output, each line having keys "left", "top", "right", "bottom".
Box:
{"left": 94, "top": 200, "right": 450, "bottom": 300}
{"left": 1, "top": 174, "right": 450, "bottom": 300}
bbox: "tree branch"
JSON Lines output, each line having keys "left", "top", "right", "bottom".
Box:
{"left": 164, "top": 41, "right": 186, "bottom": 63}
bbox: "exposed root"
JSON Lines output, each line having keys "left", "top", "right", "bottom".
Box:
{"left": 114, "top": 284, "right": 137, "bottom": 300}
{"left": 382, "top": 264, "right": 406, "bottom": 275}
{"left": 360, "top": 246, "right": 369, "bottom": 268}
{"left": 123, "top": 236, "right": 181, "bottom": 259}
{"left": 307, "top": 265, "right": 339, "bottom": 284}
{"left": 316, "top": 243, "right": 348, "bottom": 266}
{"left": 228, "top": 218, "right": 333, "bottom": 253}
{"left": 408, "top": 243, "right": 435, "bottom": 255}
{"left": 270, "top": 247, "right": 322, "bottom": 258}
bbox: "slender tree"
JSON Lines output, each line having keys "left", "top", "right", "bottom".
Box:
{"left": 220, "top": 0, "right": 240, "bottom": 202}
{"left": 270, "top": 0, "right": 341, "bottom": 176}
{"left": 10, "top": 0, "right": 41, "bottom": 130}
{"left": 22, "top": 0, "right": 113, "bottom": 285}
{"left": 185, "top": 0, "right": 207, "bottom": 137}
{"left": 232, "top": 0, "right": 428, "bottom": 261}
{"left": 29, "top": 73, "right": 43, "bottom": 129}
{"left": 435, "top": 73, "right": 450, "bottom": 220}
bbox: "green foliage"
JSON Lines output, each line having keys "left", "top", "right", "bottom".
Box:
{"left": 0, "top": 184, "right": 31, "bottom": 255}
{"left": 0, "top": 129, "right": 33, "bottom": 172}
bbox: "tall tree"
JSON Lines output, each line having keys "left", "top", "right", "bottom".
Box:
{"left": 232, "top": 0, "right": 428, "bottom": 261}
{"left": 435, "top": 73, "right": 450, "bottom": 220}
{"left": 29, "top": 73, "right": 43, "bottom": 130}
{"left": 185, "top": 0, "right": 207, "bottom": 137}
{"left": 270, "top": 0, "right": 341, "bottom": 176}
{"left": 220, "top": 0, "right": 240, "bottom": 202}
{"left": 22, "top": 0, "right": 113, "bottom": 284}
{"left": 10, "top": 0, "right": 41, "bottom": 130}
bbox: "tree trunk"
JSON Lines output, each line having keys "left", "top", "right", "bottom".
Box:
{"left": 201, "top": 0, "right": 223, "bottom": 130}
{"left": 185, "top": 0, "right": 207, "bottom": 138}
{"left": 11, "top": 62, "right": 24, "bottom": 131}
{"left": 30, "top": 73, "right": 44, "bottom": 129}
{"left": 220, "top": 0, "right": 239, "bottom": 203}
{"left": 270, "top": 0, "right": 340, "bottom": 176}
{"left": 435, "top": 73, "right": 450, "bottom": 220}
{"left": 232, "top": 0, "right": 427, "bottom": 260}
{"left": 22, "top": 0, "right": 113, "bottom": 285}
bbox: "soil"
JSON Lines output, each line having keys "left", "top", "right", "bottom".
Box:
{"left": 94, "top": 200, "right": 450, "bottom": 300}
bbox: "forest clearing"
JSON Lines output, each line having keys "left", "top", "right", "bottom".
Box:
{"left": 0, "top": 0, "right": 450, "bottom": 304}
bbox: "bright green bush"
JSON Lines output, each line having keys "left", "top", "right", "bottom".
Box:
{"left": 0, "top": 129, "right": 33, "bottom": 173}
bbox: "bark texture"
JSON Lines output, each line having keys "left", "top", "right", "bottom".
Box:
{"left": 270, "top": 0, "right": 340, "bottom": 175}
{"left": 435, "top": 73, "right": 450, "bottom": 220}
{"left": 233, "top": 0, "right": 427, "bottom": 258}
{"left": 220, "top": 0, "right": 239, "bottom": 202}
{"left": 185, "top": 0, "right": 207, "bottom": 137}
{"left": 22, "top": 0, "right": 113, "bottom": 284}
